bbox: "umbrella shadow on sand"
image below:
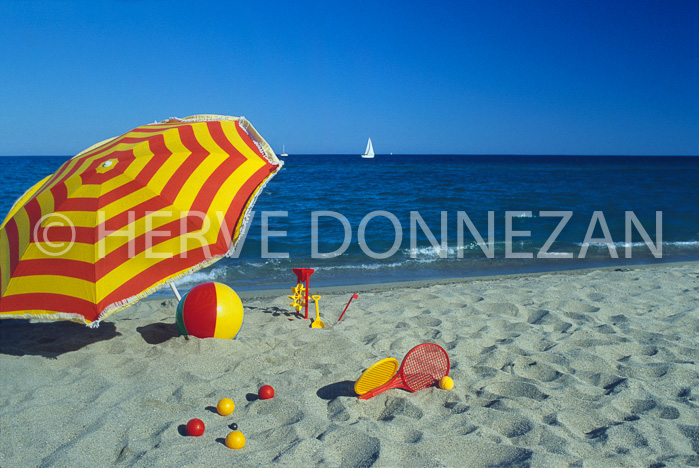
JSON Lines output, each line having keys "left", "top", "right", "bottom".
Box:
{"left": 0, "top": 320, "right": 120, "bottom": 358}
{"left": 136, "top": 322, "right": 180, "bottom": 345}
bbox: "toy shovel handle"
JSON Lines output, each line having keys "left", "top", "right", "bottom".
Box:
{"left": 358, "top": 373, "right": 403, "bottom": 400}
{"left": 338, "top": 293, "right": 358, "bottom": 322}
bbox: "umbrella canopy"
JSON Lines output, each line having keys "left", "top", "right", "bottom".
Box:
{"left": 0, "top": 115, "right": 282, "bottom": 326}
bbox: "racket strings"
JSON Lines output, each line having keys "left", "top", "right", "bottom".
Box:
{"left": 402, "top": 344, "right": 449, "bottom": 391}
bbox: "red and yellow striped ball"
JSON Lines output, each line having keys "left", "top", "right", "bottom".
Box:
{"left": 176, "top": 282, "right": 244, "bottom": 339}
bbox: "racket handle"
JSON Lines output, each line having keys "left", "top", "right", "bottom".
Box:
{"left": 358, "top": 377, "right": 400, "bottom": 400}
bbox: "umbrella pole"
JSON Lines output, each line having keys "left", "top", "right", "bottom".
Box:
{"left": 170, "top": 283, "right": 182, "bottom": 302}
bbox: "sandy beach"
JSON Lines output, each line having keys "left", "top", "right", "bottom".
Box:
{"left": 1, "top": 262, "right": 697, "bottom": 467}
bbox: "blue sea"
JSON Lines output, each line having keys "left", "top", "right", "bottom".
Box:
{"left": 2, "top": 155, "right": 698, "bottom": 293}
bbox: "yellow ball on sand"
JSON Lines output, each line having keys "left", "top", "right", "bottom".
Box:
{"left": 225, "top": 430, "right": 246, "bottom": 449}
{"left": 217, "top": 398, "right": 235, "bottom": 416}
{"left": 439, "top": 376, "right": 454, "bottom": 390}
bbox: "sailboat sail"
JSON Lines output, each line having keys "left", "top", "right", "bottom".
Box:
{"left": 362, "top": 138, "right": 375, "bottom": 158}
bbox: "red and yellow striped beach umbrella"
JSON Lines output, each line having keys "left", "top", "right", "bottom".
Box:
{"left": 0, "top": 115, "right": 282, "bottom": 327}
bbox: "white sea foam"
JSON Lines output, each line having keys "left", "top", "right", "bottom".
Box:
{"left": 173, "top": 268, "right": 227, "bottom": 287}
{"left": 667, "top": 240, "right": 699, "bottom": 247}
{"left": 405, "top": 241, "right": 505, "bottom": 259}
{"left": 313, "top": 261, "right": 407, "bottom": 271}
{"left": 535, "top": 251, "right": 574, "bottom": 257}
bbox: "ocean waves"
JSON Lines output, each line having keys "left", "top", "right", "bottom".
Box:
{"left": 2, "top": 155, "right": 698, "bottom": 294}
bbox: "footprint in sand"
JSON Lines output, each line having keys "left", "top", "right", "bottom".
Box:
{"left": 585, "top": 292, "right": 606, "bottom": 302}
{"left": 319, "top": 428, "right": 381, "bottom": 467}
{"left": 444, "top": 401, "right": 470, "bottom": 415}
{"left": 658, "top": 405, "right": 680, "bottom": 419}
{"left": 326, "top": 399, "right": 350, "bottom": 422}
{"left": 562, "top": 302, "right": 600, "bottom": 314}
{"left": 362, "top": 333, "right": 378, "bottom": 345}
{"left": 249, "top": 397, "right": 304, "bottom": 426}
{"left": 517, "top": 362, "right": 562, "bottom": 382}
{"left": 409, "top": 315, "right": 442, "bottom": 327}
{"left": 402, "top": 429, "right": 423, "bottom": 443}
{"left": 475, "top": 302, "right": 520, "bottom": 317}
{"left": 614, "top": 395, "right": 657, "bottom": 415}
{"left": 421, "top": 329, "right": 442, "bottom": 341}
{"left": 490, "top": 412, "right": 534, "bottom": 438}
{"left": 636, "top": 363, "right": 670, "bottom": 378}
{"left": 378, "top": 397, "right": 424, "bottom": 421}
{"left": 404, "top": 292, "right": 441, "bottom": 302}
{"left": 484, "top": 381, "right": 548, "bottom": 402}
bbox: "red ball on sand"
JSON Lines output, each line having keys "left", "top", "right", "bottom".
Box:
{"left": 259, "top": 385, "right": 275, "bottom": 400}
{"left": 186, "top": 418, "right": 205, "bottom": 437}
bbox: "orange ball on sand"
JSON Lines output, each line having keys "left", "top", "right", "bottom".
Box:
{"left": 217, "top": 398, "right": 235, "bottom": 416}
{"left": 225, "top": 430, "right": 246, "bottom": 449}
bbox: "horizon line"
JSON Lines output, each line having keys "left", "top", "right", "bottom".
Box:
{"left": 2, "top": 153, "right": 698, "bottom": 158}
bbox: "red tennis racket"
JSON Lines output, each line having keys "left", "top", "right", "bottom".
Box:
{"left": 358, "top": 343, "right": 450, "bottom": 400}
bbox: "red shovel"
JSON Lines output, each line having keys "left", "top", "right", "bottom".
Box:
{"left": 338, "top": 293, "right": 359, "bottom": 322}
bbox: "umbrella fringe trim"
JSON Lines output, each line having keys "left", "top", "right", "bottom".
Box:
{"left": 0, "top": 311, "right": 91, "bottom": 326}
{"left": 157, "top": 116, "right": 278, "bottom": 166}
{"left": 237, "top": 117, "right": 277, "bottom": 165}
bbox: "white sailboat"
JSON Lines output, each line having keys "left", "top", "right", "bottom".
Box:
{"left": 361, "top": 138, "right": 375, "bottom": 158}
{"left": 280, "top": 144, "right": 288, "bottom": 157}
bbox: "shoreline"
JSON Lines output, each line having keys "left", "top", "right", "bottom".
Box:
{"left": 154, "top": 258, "right": 699, "bottom": 302}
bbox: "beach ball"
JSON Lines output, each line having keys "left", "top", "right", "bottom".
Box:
{"left": 175, "top": 282, "right": 244, "bottom": 339}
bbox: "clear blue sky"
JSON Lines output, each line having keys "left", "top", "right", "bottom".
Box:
{"left": 1, "top": 0, "right": 697, "bottom": 156}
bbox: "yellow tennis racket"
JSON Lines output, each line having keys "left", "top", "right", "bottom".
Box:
{"left": 354, "top": 358, "right": 399, "bottom": 395}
